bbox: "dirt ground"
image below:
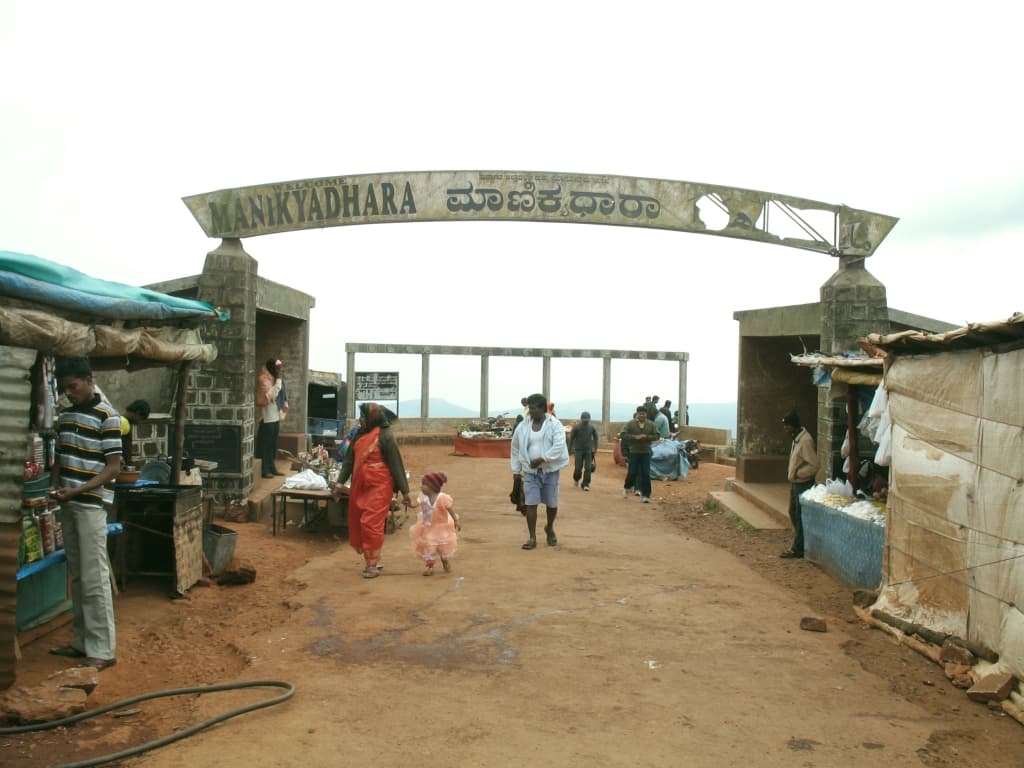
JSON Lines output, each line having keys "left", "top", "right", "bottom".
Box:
{"left": 5, "top": 444, "right": 1024, "bottom": 768}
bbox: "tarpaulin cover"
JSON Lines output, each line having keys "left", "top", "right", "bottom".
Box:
{"left": 0, "top": 250, "right": 226, "bottom": 321}
{"left": 873, "top": 345, "right": 1024, "bottom": 682}
{"left": 0, "top": 307, "right": 218, "bottom": 365}
{"left": 650, "top": 439, "right": 690, "bottom": 480}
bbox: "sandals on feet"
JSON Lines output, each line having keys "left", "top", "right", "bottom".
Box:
{"left": 544, "top": 527, "right": 558, "bottom": 546}
{"left": 362, "top": 565, "right": 381, "bottom": 578}
{"left": 422, "top": 567, "right": 434, "bottom": 576}
{"left": 521, "top": 538, "right": 537, "bottom": 550}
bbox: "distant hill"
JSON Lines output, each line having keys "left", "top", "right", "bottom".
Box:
{"left": 392, "top": 398, "right": 736, "bottom": 436}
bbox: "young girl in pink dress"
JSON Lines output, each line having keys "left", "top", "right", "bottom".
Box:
{"left": 410, "top": 472, "right": 460, "bottom": 576}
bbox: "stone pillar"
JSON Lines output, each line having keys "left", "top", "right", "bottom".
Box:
{"left": 602, "top": 356, "right": 612, "bottom": 435}
{"left": 479, "top": 354, "right": 489, "bottom": 418}
{"left": 194, "top": 238, "right": 258, "bottom": 499}
{"left": 346, "top": 349, "right": 356, "bottom": 420}
{"left": 677, "top": 359, "right": 688, "bottom": 428}
{"left": 420, "top": 352, "right": 430, "bottom": 425}
{"left": 542, "top": 356, "right": 551, "bottom": 402}
{"left": 818, "top": 254, "right": 888, "bottom": 477}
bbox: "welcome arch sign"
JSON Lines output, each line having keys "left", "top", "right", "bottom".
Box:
{"left": 183, "top": 171, "right": 897, "bottom": 258}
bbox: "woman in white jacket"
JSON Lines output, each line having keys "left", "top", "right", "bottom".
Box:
{"left": 510, "top": 393, "right": 569, "bottom": 549}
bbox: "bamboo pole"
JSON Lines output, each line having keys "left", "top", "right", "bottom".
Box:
{"left": 172, "top": 361, "right": 192, "bottom": 484}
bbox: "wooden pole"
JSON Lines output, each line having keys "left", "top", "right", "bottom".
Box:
{"left": 172, "top": 361, "right": 192, "bottom": 484}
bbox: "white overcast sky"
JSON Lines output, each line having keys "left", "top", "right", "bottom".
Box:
{"left": 2, "top": 1, "right": 1021, "bottom": 413}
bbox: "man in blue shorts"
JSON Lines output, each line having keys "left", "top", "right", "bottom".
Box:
{"left": 510, "top": 393, "right": 569, "bottom": 549}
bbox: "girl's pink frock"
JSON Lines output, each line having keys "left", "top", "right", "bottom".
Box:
{"left": 409, "top": 492, "right": 458, "bottom": 562}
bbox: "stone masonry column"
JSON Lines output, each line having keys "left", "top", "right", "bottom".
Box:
{"left": 421, "top": 352, "right": 430, "bottom": 424}
{"left": 677, "top": 358, "right": 688, "bottom": 427}
{"left": 602, "top": 356, "right": 612, "bottom": 436}
{"left": 542, "top": 355, "right": 551, "bottom": 403}
{"left": 818, "top": 255, "right": 888, "bottom": 479}
{"left": 195, "top": 238, "right": 259, "bottom": 500}
{"left": 346, "top": 349, "right": 356, "bottom": 420}
{"left": 479, "top": 354, "right": 489, "bottom": 418}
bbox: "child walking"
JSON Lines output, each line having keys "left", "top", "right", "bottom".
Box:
{"left": 410, "top": 471, "right": 460, "bottom": 576}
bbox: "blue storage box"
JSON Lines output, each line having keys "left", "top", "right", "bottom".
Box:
{"left": 16, "top": 559, "right": 70, "bottom": 631}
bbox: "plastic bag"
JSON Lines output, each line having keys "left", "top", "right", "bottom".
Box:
{"left": 282, "top": 468, "right": 328, "bottom": 490}
{"left": 824, "top": 477, "right": 854, "bottom": 499}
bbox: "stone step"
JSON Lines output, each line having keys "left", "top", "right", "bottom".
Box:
{"left": 725, "top": 479, "right": 791, "bottom": 528}
{"left": 709, "top": 490, "right": 789, "bottom": 530}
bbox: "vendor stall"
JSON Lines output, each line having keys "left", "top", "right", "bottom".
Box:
{"left": 453, "top": 419, "right": 513, "bottom": 459}
{"left": 787, "top": 350, "right": 889, "bottom": 590}
{"left": 0, "top": 250, "right": 226, "bottom": 689}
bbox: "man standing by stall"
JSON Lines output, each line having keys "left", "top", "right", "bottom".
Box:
{"left": 780, "top": 409, "right": 819, "bottom": 559}
{"left": 48, "top": 357, "right": 121, "bottom": 671}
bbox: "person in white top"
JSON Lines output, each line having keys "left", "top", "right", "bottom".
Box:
{"left": 510, "top": 393, "right": 569, "bottom": 549}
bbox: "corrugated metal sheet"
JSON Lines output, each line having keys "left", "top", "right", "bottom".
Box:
{"left": 0, "top": 522, "right": 20, "bottom": 689}
{"left": 0, "top": 345, "right": 36, "bottom": 525}
{"left": 0, "top": 346, "right": 38, "bottom": 689}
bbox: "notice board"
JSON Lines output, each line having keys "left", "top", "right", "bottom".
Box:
{"left": 170, "top": 424, "right": 242, "bottom": 474}
{"left": 354, "top": 372, "right": 399, "bottom": 400}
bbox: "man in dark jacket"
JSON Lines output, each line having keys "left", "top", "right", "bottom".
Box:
{"left": 568, "top": 411, "right": 599, "bottom": 491}
{"left": 620, "top": 406, "right": 659, "bottom": 503}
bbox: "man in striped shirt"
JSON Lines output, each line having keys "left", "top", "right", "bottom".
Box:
{"left": 48, "top": 357, "right": 121, "bottom": 671}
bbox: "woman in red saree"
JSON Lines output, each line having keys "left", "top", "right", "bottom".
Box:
{"left": 333, "top": 403, "right": 412, "bottom": 578}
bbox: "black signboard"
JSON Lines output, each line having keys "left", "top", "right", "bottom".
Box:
{"left": 170, "top": 424, "right": 241, "bottom": 474}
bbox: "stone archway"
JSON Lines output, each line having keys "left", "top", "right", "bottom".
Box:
{"left": 183, "top": 170, "right": 897, "bottom": 258}
{"left": 182, "top": 171, "right": 901, "bottom": 497}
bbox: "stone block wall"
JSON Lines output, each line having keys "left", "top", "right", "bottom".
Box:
{"left": 819, "top": 257, "right": 888, "bottom": 356}
{"left": 818, "top": 255, "right": 888, "bottom": 478}
{"left": 193, "top": 239, "right": 259, "bottom": 499}
{"left": 128, "top": 418, "right": 170, "bottom": 466}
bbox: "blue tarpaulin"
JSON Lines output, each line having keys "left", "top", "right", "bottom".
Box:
{"left": 650, "top": 439, "right": 690, "bottom": 480}
{"left": 0, "top": 251, "right": 227, "bottom": 322}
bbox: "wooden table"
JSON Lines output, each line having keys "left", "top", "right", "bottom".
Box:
{"left": 271, "top": 487, "right": 336, "bottom": 535}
